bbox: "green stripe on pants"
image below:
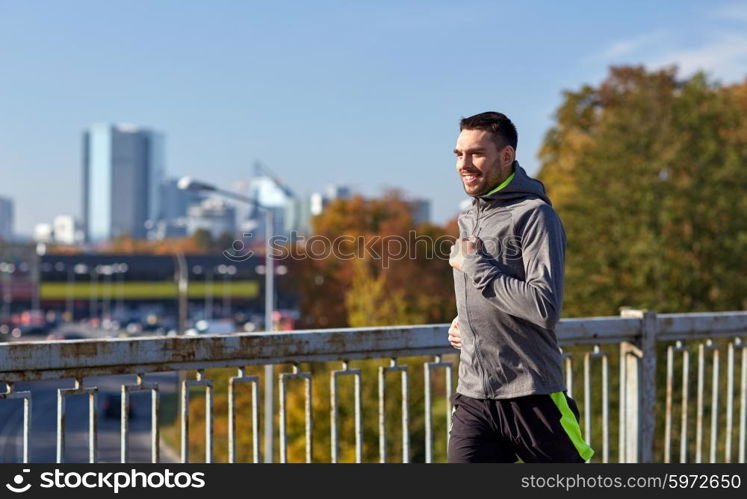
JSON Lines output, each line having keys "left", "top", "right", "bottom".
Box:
{"left": 549, "top": 392, "right": 595, "bottom": 462}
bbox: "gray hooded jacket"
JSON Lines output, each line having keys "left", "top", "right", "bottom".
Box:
{"left": 454, "top": 161, "right": 566, "bottom": 399}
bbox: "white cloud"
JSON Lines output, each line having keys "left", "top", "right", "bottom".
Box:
{"left": 597, "top": 31, "right": 669, "bottom": 60}
{"left": 592, "top": 3, "right": 747, "bottom": 83}
{"left": 648, "top": 32, "right": 747, "bottom": 82}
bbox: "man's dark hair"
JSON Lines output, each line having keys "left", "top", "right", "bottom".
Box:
{"left": 460, "top": 112, "right": 518, "bottom": 151}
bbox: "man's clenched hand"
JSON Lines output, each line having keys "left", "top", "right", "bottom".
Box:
{"left": 449, "top": 236, "right": 481, "bottom": 272}
{"left": 448, "top": 316, "right": 462, "bottom": 350}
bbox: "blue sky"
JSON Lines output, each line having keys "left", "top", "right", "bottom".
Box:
{"left": 2, "top": 0, "right": 747, "bottom": 235}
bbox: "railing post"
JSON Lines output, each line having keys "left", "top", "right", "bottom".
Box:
{"left": 620, "top": 308, "right": 658, "bottom": 463}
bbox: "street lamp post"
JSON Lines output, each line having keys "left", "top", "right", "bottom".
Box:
{"left": 217, "top": 264, "right": 237, "bottom": 318}
{"left": 72, "top": 263, "right": 89, "bottom": 323}
{"left": 217, "top": 264, "right": 228, "bottom": 317}
{"left": 101, "top": 265, "right": 113, "bottom": 326}
{"left": 32, "top": 244, "right": 45, "bottom": 312}
{"left": 64, "top": 263, "right": 73, "bottom": 322}
{"left": 261, "top": 208, "right": 275, "bottom": 463}
{"left": 179, "top": 177, "right": 277, "bottom": 462}
{"left": 206, "top": 266, "right": 214, "bottom": 321}
{"left": 174, "top": 252, "right": 189, "bottom": 335}
{"left": 114, "top": 263, "right": 128, "bottom": 319}
{"left": 89, "top": 266, "right": 98, "bottom": 322}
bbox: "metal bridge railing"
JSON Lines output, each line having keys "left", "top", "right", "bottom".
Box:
{"left": 0, "top": 309, "right": 745, "bottom": 463}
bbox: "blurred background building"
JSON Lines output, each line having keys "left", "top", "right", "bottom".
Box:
{"left": 185, "top": 198, "right": 237, "bottom": 238}
{"left": 0, "top": 196, "right": 14, "bottom": 241}
{"left": 33, "top": 215, "right": 84, "bottom": 245}
{"left": 151, "top": 177, "right": 205, "bottom": 238}
{"left": 407, "top": 198, "right": 431, "bottom": 225}
{"left": 82, "top": 123, "right": 164, "bottom": 242}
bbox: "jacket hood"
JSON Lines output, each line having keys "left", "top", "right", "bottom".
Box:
{"left": 475, "top": 161, "right": 552, "bottom": 206}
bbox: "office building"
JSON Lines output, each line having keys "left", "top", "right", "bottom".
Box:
{"left": 33, "top": 223, "right": 53, "bottom": 243}
{"left": 186, "top": 198, "right": 236, "bottom": 239}
{"left": 160, "top": 177, "right": 202, "bottom": 222}
{"left": 82, "top": 123, "right": 164, "bottom": 241}
{"left": 244, "top": 176, "right": 292, "bottom": 237}
{"left": 33, "top": 216, "right": 83, "bottom": 245}
{"left": 0, "top": 196, "right": 13, "bottom": 241}
{"left": 52, "top": 215, "right": 83, "bottom": 245}
{"left": 326, "top": 184, "right": 351, "bottom": 200}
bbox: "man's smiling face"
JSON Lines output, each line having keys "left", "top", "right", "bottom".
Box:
{"left": 454, "top": 128, "right": 512, "bottom": 197}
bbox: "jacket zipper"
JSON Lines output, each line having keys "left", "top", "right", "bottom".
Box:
{"left": 463, "top": 198, "right": 492, "bottom": 398}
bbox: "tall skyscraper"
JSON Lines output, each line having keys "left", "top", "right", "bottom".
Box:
{"left": 82, "top": 123, "right": 164, "bottom": 241}
{"left": 0, "top": 196, "right": 13, "bottom": 241}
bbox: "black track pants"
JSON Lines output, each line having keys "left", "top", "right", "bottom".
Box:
{"left": 447, "top": 391, "right": 594, "bottom": 463}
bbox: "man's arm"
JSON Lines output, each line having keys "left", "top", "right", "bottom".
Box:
{"left": 458, "top": 204, "right": 566, "bottom": 330}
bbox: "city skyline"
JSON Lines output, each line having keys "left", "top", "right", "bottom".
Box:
{"left": 2, "top": 1, "right": 747, "bottom": 235}
{"left": 11, "top": 120, "right": 434, "bottom": 243}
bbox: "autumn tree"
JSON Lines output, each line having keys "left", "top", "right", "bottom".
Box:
{"left": 294, "top": 191, "right": 457, "bottom": 328}
{"left": 100, "top": 229, "right": 234, "bottom": 255}
{"left": 538, "top": 65, "right": 747, "bottom": 317}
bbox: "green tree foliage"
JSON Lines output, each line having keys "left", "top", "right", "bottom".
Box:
{"left": 538, "top": 66, "right": 747, "bottom": 317}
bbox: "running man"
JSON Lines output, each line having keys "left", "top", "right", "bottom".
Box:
{"left": 447, "top": 111, "right": 594, "bottom": 463}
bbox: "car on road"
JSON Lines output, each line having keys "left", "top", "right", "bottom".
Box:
{"left": 46, "top": 332, "right": 87, "bottom": 341}
{"left": 101, "top": 393, "right": 135, "bottom": 420}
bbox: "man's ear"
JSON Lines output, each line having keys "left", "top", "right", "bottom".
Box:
{"left": 502, "top": 145, "right": 515, "bottom": 167}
